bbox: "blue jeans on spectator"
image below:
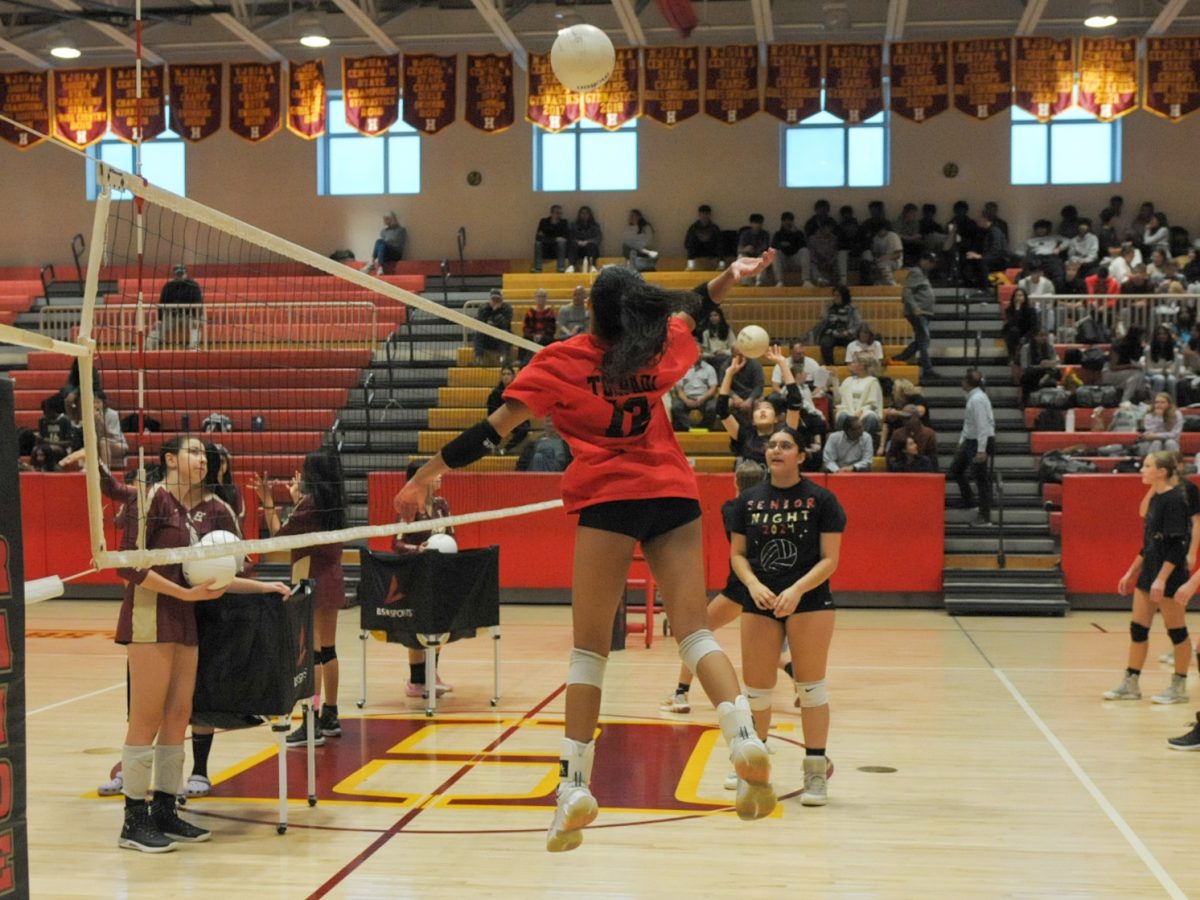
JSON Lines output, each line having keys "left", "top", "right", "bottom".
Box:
{"left": 372, "top": 239, "right": 403, "bottom": 266}
{"left": 898, "top": 314, "right": 933, "bottom": 374}
{"left": 534, "top": 238, "right": 567, "bottom": 272}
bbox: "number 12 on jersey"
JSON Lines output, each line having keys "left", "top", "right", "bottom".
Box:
{"left": 605, "top": 396, "right": 651, "bottom": 437}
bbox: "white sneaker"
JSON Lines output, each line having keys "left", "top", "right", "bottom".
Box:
{"left": 1102, "top": 673, "right": 1141, "bottom": 700}
{"left": 774, "top": 281, "right": 785, "bottom": 288}
{"left": 645, "top": 249, "right": 659, "bottom": 259}
{"left": 545, "top": 785, "right": 598, "bottom": 853}
{"left": 1160, "top": 651, "right": 1174, "bottom": 664}
{"left": 728, "top": 735, "right": 775, "bottom": 820}
{"left": 801, "top": 755, "right": 829, "bottom": 807}
{"left": 659, "top": 693, "right": 690, "bottom": 714}
{"left": 98, "top": 769, "right": 124, "bottom": 797}
{"left": 564, "top": 265, "right": 575, "bottom": 274}
{"left": 723, "top": 771, "right": 738, "bottom": 791}
{"left": 1152, "top": 675, "right": 1188, "bottom": 705}
{"left": 686, "top": 260, "right": 696, "bottom": 271}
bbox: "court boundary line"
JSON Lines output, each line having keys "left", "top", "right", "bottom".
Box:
{"left": 28, "top": 680, "right": 124, "bottom": 716}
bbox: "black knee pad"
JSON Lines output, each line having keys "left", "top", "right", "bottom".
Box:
{"left": 1168, "top": 627, "right": 1190, "bottom": 646}
{"left": 317, "top": 646, "right": 337, "bottom": 664}
{"left": 1130, "top": 622, "right": 1150, "bottom": 643}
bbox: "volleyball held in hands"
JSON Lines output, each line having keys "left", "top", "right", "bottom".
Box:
{"left": 550, "top": 23, "right": 616, "bottom": 92}
{"left": 182, "top": 530, "right": 240, "bottom": 590}
{"left": 425, "top": 533, "right": 458, "bottom": 554}
{"left": 735, "top": 325, "right": 771, "bottom": 359}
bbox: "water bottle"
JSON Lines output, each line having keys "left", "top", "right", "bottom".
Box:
{"left": 1065, "top": 408, "right": 1076, "bottom": 433}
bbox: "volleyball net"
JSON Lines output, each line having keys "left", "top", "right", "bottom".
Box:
{"left": 1, "top": 162, "right": 559, "bottom": 571}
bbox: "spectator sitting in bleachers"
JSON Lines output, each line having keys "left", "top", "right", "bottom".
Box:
{"left": 864, "top": 220, "right": 903, "bottom": 286}
{"left": 1132, "top": 201, "right": 1160, "bottom": 237}
{"left": 39, "top": 389, "right": 84, "bottom": 461}
{"left": 769, "top": 212, "right": 805, "bottom": 288}
{"left": 860, "top": 201, "right": 889, "bottom": 239}
{"left": 1019, "top": 265, "right": 1056, "bottom": 300}
{"left": 532, "top": 204, "right": 570, "bottom": 273}
{"left": 1102, "top": 195, "right": 1126, "bottom": 238}
{"left": 517, "top": 415, "right": 571, "bottom": 472}
{"left": 1003, "top": 288, "right": 1039, "bottom": 362}
{"left": 1155, "top": 258, "right": 1187, "bottom": 293}
{"left": 699, "top": 307, "right": 734, "bottom": 371}
{"left": 816, "top": 285, "right": 862, "bottom": 364}
{"left": 1062, "top": 260, "right": 1089, "bottom": 296}
{"left": 803, "top": 198, "right": 835, "bottom": 237}
{"left": 567, "top": 206, "right": 601, "bottom": 273}
{"left": 364, "top": 212, "right": 406, "bottom": 275}
{"left": 837, "top": 205, "right": 867, "bottom": 279}
{"left": 620, "top": 208, "right": 658, "bottom": 266}
{"left": 963, "top": 213, "right": 1009, "bottom": 289}
{"left": 152, "top": 264, "right": 203, "bottom": 350}
{"left": 1057, "top": 205, "right": 1081, "bottom": 239}
{"left": 983, "top": 201, "right": 1009, "bottom": 240}
{"left": 885, "top": 405, "right": 938, "bottom": 472}
{"left": 845, "top": 325, "right": 883, "bottom": 367}
{"left": 804, "top": 220, "right": 844, "bottom": 286}
{"left": 556, "top": 285, "right": 589, "bottom": 340}
{"left": 1146, "top": 325, "right": 1181, "bottom": 401}
{"left": 487, "top": 366, "right": 529, "bottom": 453}
{"left": 1108, "top": 242, "right": 1140, "bottom": 284}
{"left": 1143, "top": 392, "right": 1183, "bottom": 453}
{"left": 92, "top": 388, "right": 127, "bottom": 470}
{"left": 474, "top": 288, "right": 513, "bottom": 365}
{"left": 726, "top": 351, "right": 765, "bottom": 428}
{"left": 897, "top": 203, "right": 923, "bottom": 267}
{"left": 1086, "top": 264, "right": 1120, "bottom": 296}
{"left": 1104, "top": 326, "right": 1147, "bottom": 403}
{"left": 1018, "top": 219, "right": 1067, "bottom": 288}
{"left": 671, "top": 357, "right": 719, "bottom": 431}
{"left": 1121, "top": 265, "right": 1152, "bottom": 295}
{"left": 736, "top": 214, "right": 771, "bottom": 286}
{"left": 1098, "top": 208, "right": 1123, "bottom": 258}
{"left": 918, "top": 203, "right": 947, "bottom": 255}
{"left": 1017, "top": 329, "right": 1059, "bottom": 400}
{"left": 890, "top": 435, "right": 936, "bottom": 473}
{"left": 1175, "top": 307, "right": 1196, "bottom": 344}
{"left": 1143, "top": 214, "right": 1171, "bottom": 256}
{"left": 684, "top": 204, "right": 722, "bottom": 270}
{"left": 522, "top": 289, "right": 556, "bottom": 360}
{"left": 1067, "top": 219, "right": 1100, "bottom": 275}
{"left": 1146, "top": 249, "right": 1169, "bottom": 283}
{"left": 823, "top": 416, "right": 874, "bottom": 473}
{"left": 834, "top": 354, "right": 883, "bottom": 442}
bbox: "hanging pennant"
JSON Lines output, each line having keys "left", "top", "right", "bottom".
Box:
{"left": 342, "top": 54, "right": 400, "bottom": 135}
{"left": 642, "top": 46, "right": 699, "bottom": 126}
{"left": 582, "top": 47, "right": 639, "bottom": 130}
{"left": 889, "top": 41, "right": 949, "bottom": 123}
{"left": 1013, "top": 37, "right": 1074, "bottom": 122}
{"left": 108, "top": 65, "right": 165, "bottom": 143}
{"left": 402, "top": 53, "right": 456, "bottom": 135}
{"left": 526, "top": 52, "right": 580, "bottom": 132}
{"left": 229, "top": 62, "right": 281, "bottom": 143}
{"left": 1143, "top": 36, "right": 1200, "bottom": 122}
{"left": 465, "top": 53, "right": 514, "bottom": 133}
{"left": 0, "top": 71, "right": 51, "bottom": 149}
{"left": 169, "top": 64, "right": 222, "bottom": 142}
{"left": 287, "top": 60, "right": 326, "bottom": 139}
{"left": 951, "top": 38, "right": 1012, "bottom": 120}
{"left": 824, "top": 43, "right": 883, "bottom": 123}
{"left": 763, "top": 44, "right": 821, "bottom": 124}
{"left": 704, "top": 45, "right": 758, "bottom": 124}
{"left": 1078, "top": 37, "right": 1138, "bottom": 122}
{"left": 53, "top": 68, "right": 108, "bottom": 148}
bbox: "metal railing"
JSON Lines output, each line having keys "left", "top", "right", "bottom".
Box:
{"left": 38, "top": 301, "right": 380, "bottom": 351}
{"left": 1027, "top": 292, "right": 1200, "bottom": 339}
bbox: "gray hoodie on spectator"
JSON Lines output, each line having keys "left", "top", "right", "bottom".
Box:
{"left": 902, "top": 265, "right": 936, "bottom": 318}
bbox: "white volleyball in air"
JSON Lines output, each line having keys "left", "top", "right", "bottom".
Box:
{"left": 735, "top": 325, "right": 771, "bottom": 360}
{"left": 550, "top": 23, "right": 616, "bottom": 93}
{"left": 425, "top": 533, "right": 458, "bottom": 554}
{"left": 182, "top": 529, "right": 239, "bottom": 590}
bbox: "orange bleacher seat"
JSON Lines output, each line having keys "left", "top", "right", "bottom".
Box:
{"left": 81, "top": 323, "right": 393, "bottom": 345}
{"left": 28, "top": 349, "right": 373, "bottom": 372}
{"left": 1031, "top": 432, "right": 1200, "bottom": 454}
{"left": 7, "top": 368, "right": 361, "bottom": 392}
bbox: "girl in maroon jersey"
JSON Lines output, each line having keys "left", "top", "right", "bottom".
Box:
{"left": 396, "top": 252, "right": 779, "bottom": 852}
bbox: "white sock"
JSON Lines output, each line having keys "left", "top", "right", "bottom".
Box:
{"left": 121, "top": 744, "right": 154, "bottom": 801}
{"left": 716, "top": 695, "right": 755, "bottom": 747}
{"left": 152, "top": 744, "right": 186, "bottom": 796}
{"left": 558, "top": 737, "right": 594, "bottom": 793}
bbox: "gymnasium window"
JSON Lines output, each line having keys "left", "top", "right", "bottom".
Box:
{"left": 782, "top": 101, "right": 889, "bottom": 189}
{"left": 316, "top": 92, "right": 421, "bottom": 195}
{"left": 533, "top": 118, "right": 638, "bottom": 192}
{"left": 1010, "top": 101, "right": 1122, "bottom": 186}
{"left": 85, "top": 127, "right": 186, "bottom": 201}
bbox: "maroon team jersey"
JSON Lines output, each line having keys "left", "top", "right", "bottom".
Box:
{"left": 503, "top": 316, "right": 700, "bottom": 513}
{"left": 277, "top": 494, "right": 345, "bottom": 611}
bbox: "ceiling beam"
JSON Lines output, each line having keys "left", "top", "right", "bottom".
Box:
{"left": 1015, "top": 0, "right": 1049, "bottom": 36}
{"left": 884, "top": 0, "right": 908, "bottom": 42}
{"left": 469, "top": 0, "right": 526, "bottom": 71}
{"left": 188, "top": 0, "right": 281, "bottom": 60}
{"left": 0, "top": 33, "right": 49, "bottom": 66}
{"left": 46, "top": 0, "right": 164, "bottom": 62}
{"left": 610, "top": 0, "right": 645, "bottom": 46}
{"left": 1148, "top": 0, "right": 1189, "bottom": 35}
{"left": 328, "top": 0, "right": 396, "bottom": 53}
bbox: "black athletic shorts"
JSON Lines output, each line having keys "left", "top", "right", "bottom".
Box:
{"left": 577, "top": 497, "right": 702, "bottom": 542}
{"left": 738, "top": 583, "right": 834, "bottom": 619}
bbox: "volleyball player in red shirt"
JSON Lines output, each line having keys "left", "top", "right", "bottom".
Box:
{"left": 396, "top": 251, "right": 778, "bottom": 852}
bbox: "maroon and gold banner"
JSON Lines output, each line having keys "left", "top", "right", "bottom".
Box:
{"left": 1014, "top": 37, "right": 1074, "bottom": 121}
{"left": 952, "top": 38, "right": 1012, "bottom": 120}
{"left": 582, "top": 47, "right": 639, "bottom": 130}
{"left": 229, "top": 62, "right": 281, "bottom": 142}
{"left": 764, "top": 44, "right": 821, "bottom": 124}
{"left": 824, "top": 43, "right": 883, "bottom": 123}
{"left": 169, "top": 64, "right": 222, "bottom": 142}
{"left": 53, "top": 68, "right": 108, "bottom": 148}
{"left": 889, "top": 41, "right": 949, "bottom": 123}
{"left": 402, "top": 53, "right": 456, "bottom": 135}
{"left": 642, "top": 46, "right": 699, "bottom": 126}
{"left": 342, "top": 55, "right": 399, "bottom": 135}
{"left": 465, "top": 53, "right": 514, "bottom": 133}
{"left": 1143, "top": 36, "right": 1200, "bottom": 122}
{"left": 704, "top": 45, "right": 758, "bottom": 124}
{"left": 1078, "top": 37, "right": 1137, "bottom": 122}
{"left": 0, "top": 71, "right": 50, "bottom": 149}
{"left": 108, "top": 65, "right": 165, "bottom": 143}
{"left": 526, "top": 53, "right": 580, "bottom": 132}
{"left": 287, "top": 59, "right": 326, "bottom": 139}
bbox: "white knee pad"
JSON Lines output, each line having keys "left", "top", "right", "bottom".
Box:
{"left": 567, "top": 648, "right": 607, "bottom": 689}
{"left": 678, "top": 629, "right": 723, "bottom": 674}
{"left": 795, "top": 680, "right": 828, "bottom": 708}
{"left": 744, "top": 685, "right": 773, "bottom": 712}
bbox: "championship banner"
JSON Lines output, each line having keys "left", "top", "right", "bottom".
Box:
{"left": 0, "top": 380, "right": 31, "bottom": 899}
{"left": 763, "top": 44, "right": 821, "bottom": 124}
{"left": 1014, "top": 37, "right": 1074, "bottom": 122}
{"left": 642, "top": 46, "right": 699, "bottom": 126}
{"left": 465, "top": 53, "right": 514, "bottom": 133}
{"left": 889, "top": 41, "right": 949, "bottom": 123}
{"left": 53, "top": 68, "right": 107, "bottom": 148}
{"left": 704, "top": 45, "right": 758, "bottom": 124}
{"left": 287, "top": 59, "right": 326, "bottom": 139}
{"left": 0, "top": 71, "right": 50, "bottom": 149}
{"left": 342, "top": 54, "right": 400, "bottom": 135}
{"left": 824, "top": 43, "right": 883, "bottom": 123}
{"left": 402, "top": 53, "right": 456, "bottom": 135}
{"left": 582, "top": 47, "right": 639, "bottom": 130}
{"left": 229, "top": 62, "right": 281, "bottom": 143}
{"left": 526, "top": 52, "right": 580, "bottom": 132}
{"left": 169, "top": 64, "right": 222, "bottom": 142}
{"left": 951, "top": 38, "right": 1012, "bottom": 120}
{"left": 1078, "top": 37, "right": 1138, "bottom": 122}
{"left": 1143, "top": 36, "right": 1200, "bottom": 122}
{"left": 108, "top": 64, "right": 165, "bottom": 143}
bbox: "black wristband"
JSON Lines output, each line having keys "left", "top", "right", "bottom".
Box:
{"left": 785, "top": 382, "right": 803, "bottom": 410}
{"left": 442, "top": 419, "right": 503, "bottom": 469}
{"left": 715, "top": 394, "right": 731, "bottom": 420}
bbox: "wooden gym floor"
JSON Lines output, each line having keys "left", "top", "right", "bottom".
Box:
{"left": 23, "top": 602, "right": 1200, "bottom": 898}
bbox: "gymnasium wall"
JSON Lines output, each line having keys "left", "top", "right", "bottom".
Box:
{"left": 3, "top": 61, "right": 1200, "bottom": 267}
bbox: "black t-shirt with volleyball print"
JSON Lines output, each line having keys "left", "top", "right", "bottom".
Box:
{"left": 729, "top": 478, "right": 847, "bottom": 599}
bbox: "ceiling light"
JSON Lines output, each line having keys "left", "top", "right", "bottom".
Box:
{"left": 298, "top": 14, "right": 330, "bottom": 49}
{"left": 47, "top": 31, "right": 81, "bottom": 60}
{"left": 1084, "top": 1, "right": 1118, "bottom": 28}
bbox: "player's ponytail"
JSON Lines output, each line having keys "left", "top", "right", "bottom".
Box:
{"left": 592, "top": 266, "right": 688, "bottom": 382}
{"left": 300, "top": 448, "right": 347, "bottom": 531}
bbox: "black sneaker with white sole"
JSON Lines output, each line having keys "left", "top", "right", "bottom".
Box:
{"left": 319, "top": 710, "right": 342, "bottom": 738}
{"left": 151, "top": 791, "right": 211, "bottom": 842}
{"left": 119, "top": 801, "right": 176, "bottom": 853}
{"left": 1168, "top": 713, "right": 1200, "bottom": 751}
{"left": 286, "top": 720, "right": 325, "bottom": 747}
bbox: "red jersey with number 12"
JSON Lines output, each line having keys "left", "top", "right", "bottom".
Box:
{"left": 504, "top": 317, "right": 700, "bottom": 513}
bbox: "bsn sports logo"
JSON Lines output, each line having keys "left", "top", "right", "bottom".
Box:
{"left": 759, "top": 539, "right": 798, "bottom": 573}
